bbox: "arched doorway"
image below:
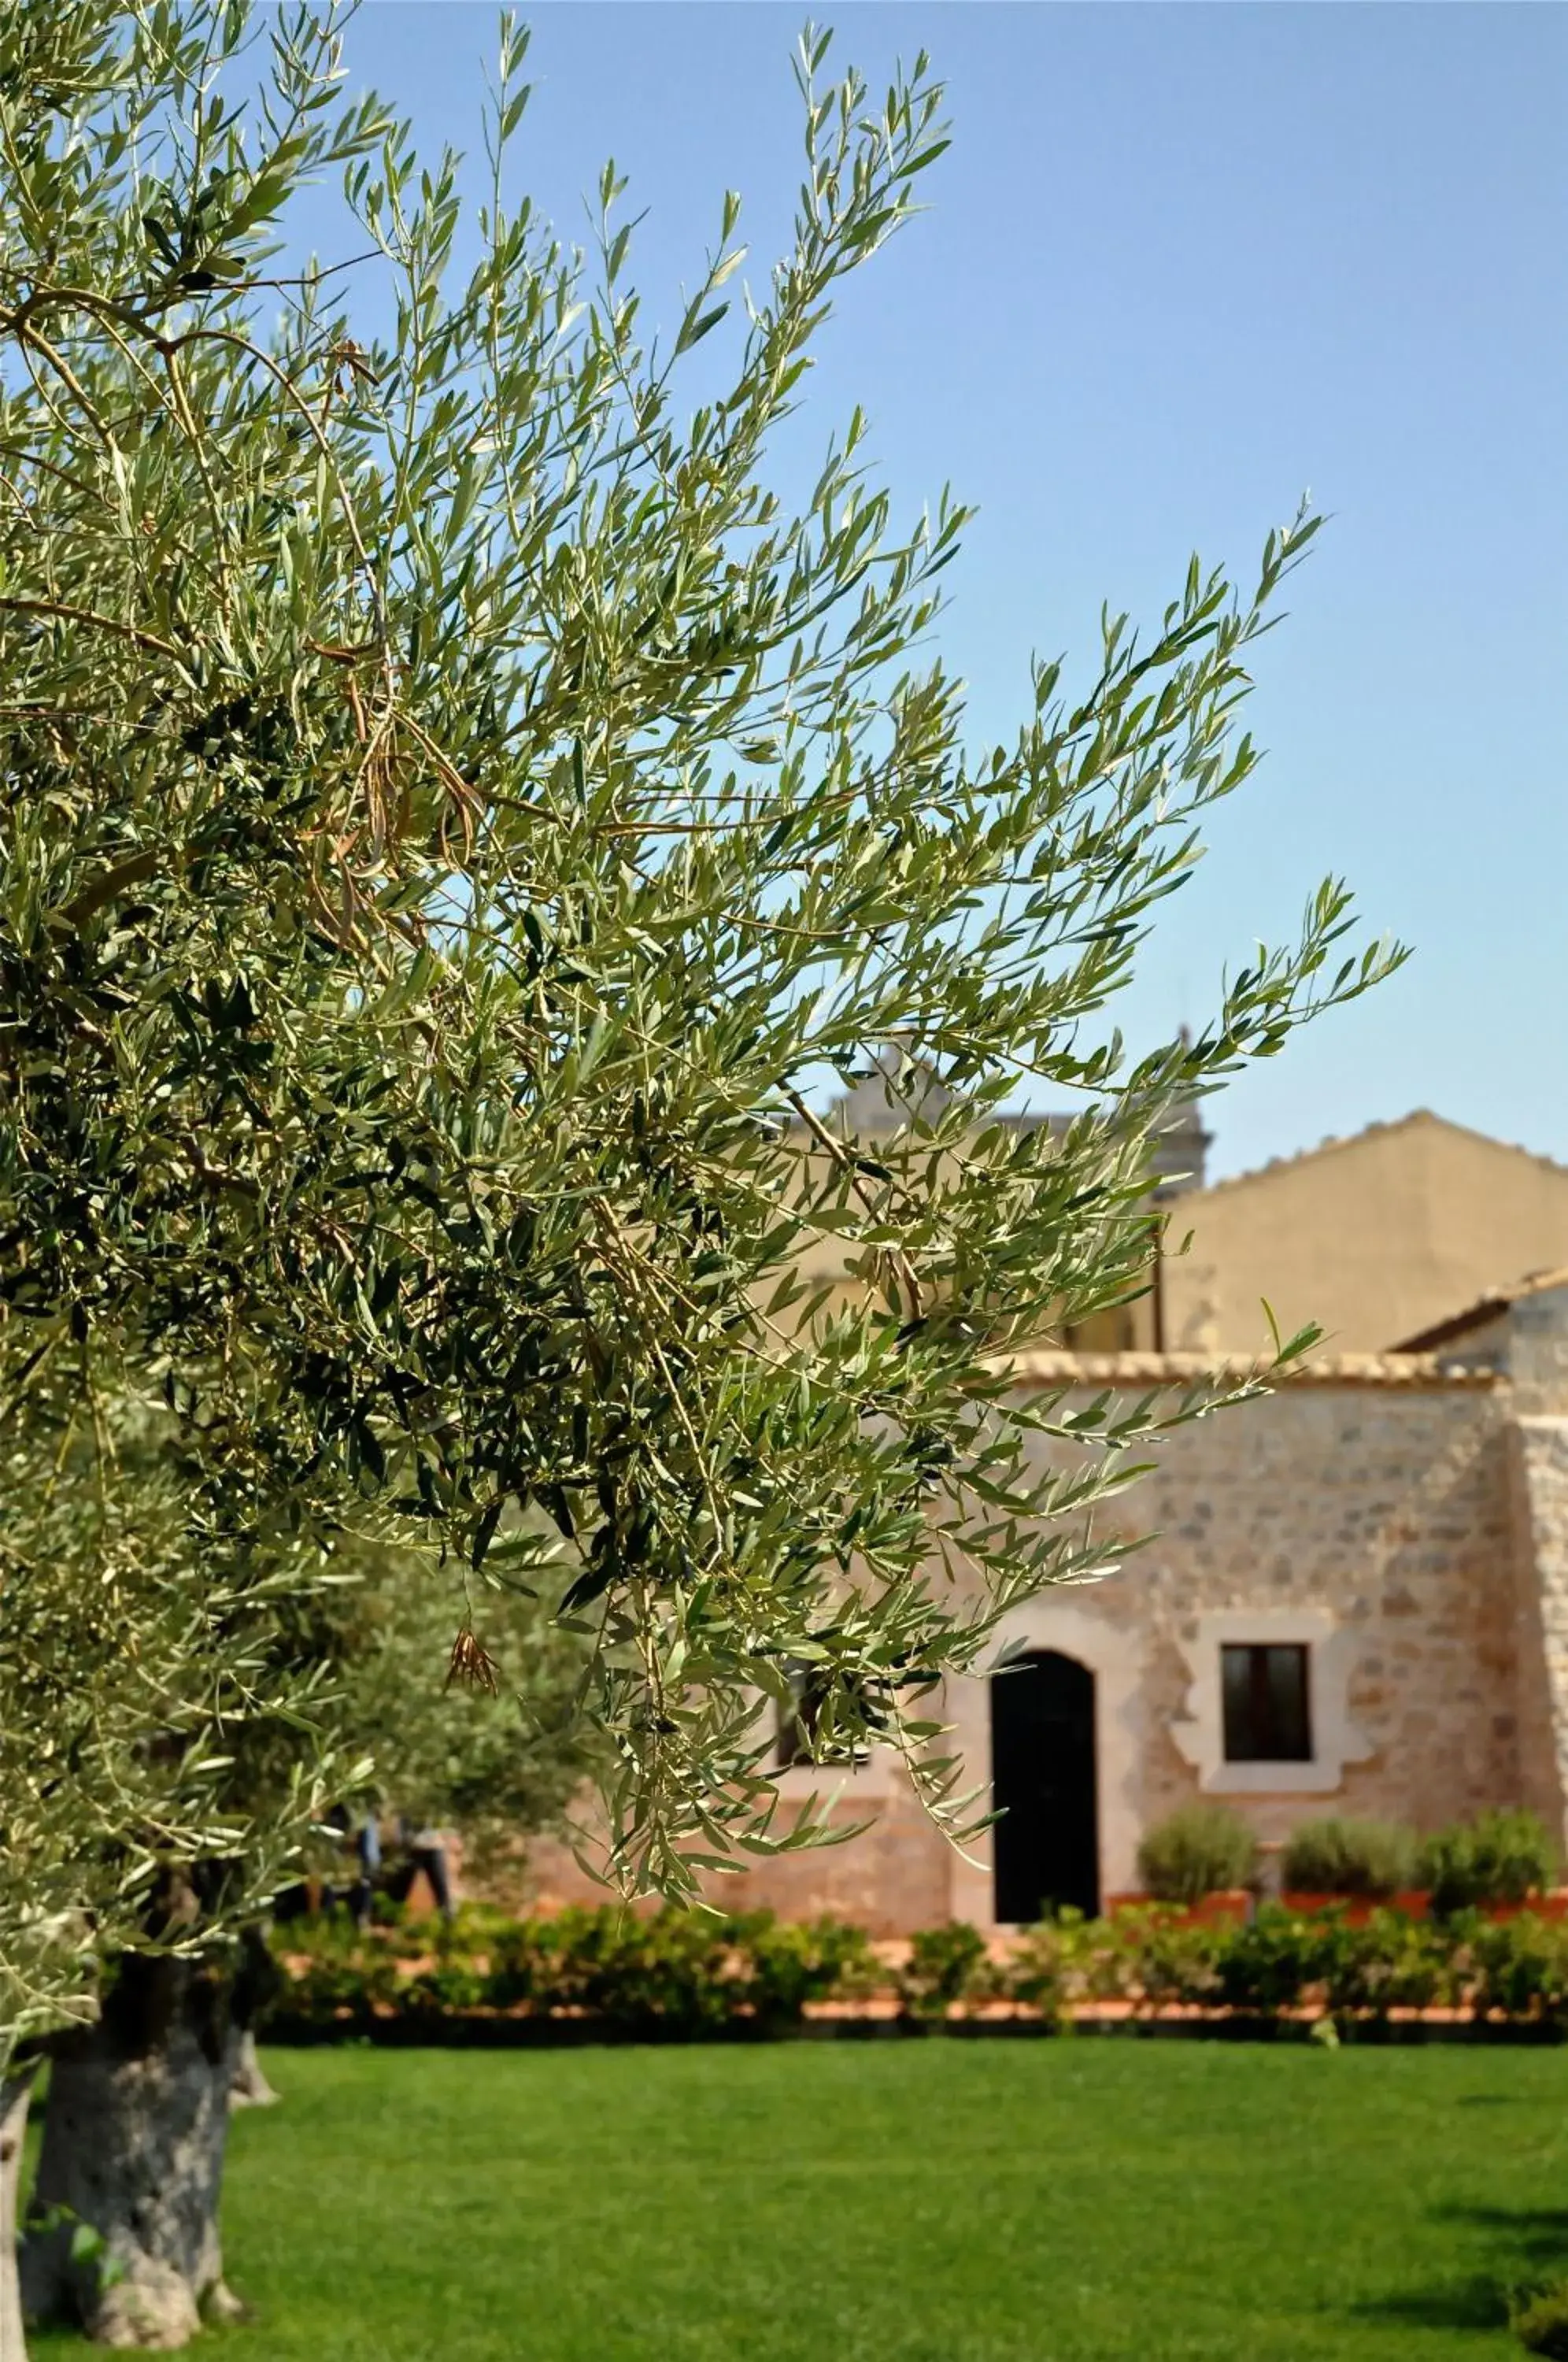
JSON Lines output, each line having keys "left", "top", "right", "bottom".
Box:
{"left": 989, "top": 1649, "right": 1099, "bottom": 1923}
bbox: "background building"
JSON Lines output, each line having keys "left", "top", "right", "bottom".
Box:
{"left": 524, "top": 1110, "right": 1568, "bottom": 1931}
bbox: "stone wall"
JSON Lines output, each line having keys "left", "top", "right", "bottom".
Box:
{"left": 1078, "top": 1377, "right": 1520, "bottom": 1849}
{"left": 946, "top": 1368, "right": 1526, "bottom": 1922}
{"left": 1508, "top": 1417, "right": 1568, "bottom": 1851}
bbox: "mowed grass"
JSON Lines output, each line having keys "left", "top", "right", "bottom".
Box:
{"left": 28, "top": 2039, "right": 1568, "bottom": 2360}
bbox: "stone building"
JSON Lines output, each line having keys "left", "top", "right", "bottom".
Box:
{"left": 668, "top": 1276, "right": 1568, "bottom": 1935}
{"left": 525, "top": 1111, "right": 1568, "bottom": 1934}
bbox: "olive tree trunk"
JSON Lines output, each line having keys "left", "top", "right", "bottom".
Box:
{"left": 1, "top": 2064, "right": 39, "bottom": 2362}
{"left": 20, "top": 1956, "right": 243, "bottom": 2350}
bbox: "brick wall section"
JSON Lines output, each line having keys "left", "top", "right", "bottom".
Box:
{"left": 486, "top": 1794, "right": 951, "bottom": 1937}
{"left": 694, "top": 1786, "right": 952, "bottom": 1933}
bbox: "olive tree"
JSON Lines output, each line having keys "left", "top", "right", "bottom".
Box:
{"left": 0, "top": 1372, "right": 347, "bottom": 2349}
{"left": 0, "top": 0, "right": 1400, "bottom": 2343}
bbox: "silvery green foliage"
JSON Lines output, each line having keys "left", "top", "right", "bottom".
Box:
{"left": 315, "top": 1523, "right": 597, "bottom": 1878}
{"left": 0, "top": 1, "right": 1402, "bottom": 1921}
{"left": 0, "top": 1378, "right": 348, "bottom": 2053}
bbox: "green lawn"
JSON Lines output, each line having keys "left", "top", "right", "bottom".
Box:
{"left": 28, "top": 2039, "right": 1568, "bottom": 2360}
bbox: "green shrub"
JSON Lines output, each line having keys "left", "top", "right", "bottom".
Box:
{"left": 1214, "top": 1907, "right": 1348, "bottom": 2014}
{"left": 403, "top": 1964, "right": 487, "bottom": 2017}
{"left": 1512, "top": 2279, "right": 1568, "bottom": 2357}
{"left": 441, "top": 1902, "right": 518, "bottom": 1949}
{"left": 550, "top": 1907, "right": 742, "bottom": 2032}
{"left": 268, "top": 1939, "right": 402, "bottom": 2031}
{"left": 1469, "top": 1913, "right": 1568, "bottom": 2023}
{"left": 1137, "top": 1805, "right": 1259, "bottom": 1904}
{"left": 482, "top": 1917, "right": 550, "bottom": 2011}
{"left": 1281, "top": 1816, "right": 1417, "bottom": 1898}
{"left": 1129, "top": 1916, "right": 1227, "bottom": 2008}
{"left": 1318, "top": 1908, "right": 1455, "bottom": 2017}
{"left": 741, "top": 1913, "right": 878, "bottom": 2023}
{"left": 1001, "top": 1926, "right": 1068, "bottom": 2016}
{"left": 899, "top": 1921, "right": 989, "bottom": 2018}
{"left": 481, "top": 1905, "right": 878, "bottom": 2033}
{"left": 1004, "top": 1909, "right": 1110, "bottom": 2015}
{"left": 1418, "top": 1809, "right": 1556, "bottom": 1917}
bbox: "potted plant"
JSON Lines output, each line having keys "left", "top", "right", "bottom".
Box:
{"left": 1418, "top": 1809, "right": 1562, "bottom": 1923}
{"left": 1279, "top": 1816, "right": 1420, "bottom": 1925}
{"left": 1133, "top": 1804, "right": 1259, "bottom": 1923}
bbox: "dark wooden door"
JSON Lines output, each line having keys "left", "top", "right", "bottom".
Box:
{"left": 989, "top": 1650, "right": 1099, "bottom": 1923}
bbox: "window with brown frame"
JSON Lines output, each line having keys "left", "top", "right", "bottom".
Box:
{"left": 1220, "top": 1642, "right": 1312, "bottom": 1763}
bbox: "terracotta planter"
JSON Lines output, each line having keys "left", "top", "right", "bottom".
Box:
{"left": 1479, "top": 1891, "right": 1568, "bottom": 1924}
{"left": 1279, "top": 1890, "right": 1568, "bottom": 1924}
{"left": 1280, "top": 1890, "right": 1430, "bottom": 1923}
{"left": 1190, "top": 1889, "right": 1252, "bottom": 1927}
{"left": 1281, "top": 1892, "right": 1367, "bottom": 1924}
{"left": 1104, "top": 1889, "right": 1252, "bottom": 1929}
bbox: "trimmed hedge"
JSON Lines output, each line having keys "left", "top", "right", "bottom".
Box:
{"left": 264, "top": 1905, "right": 881, "bottom": 2041}
{"left": 261, "top": 1900, "right": 1568, "bottom": 2044}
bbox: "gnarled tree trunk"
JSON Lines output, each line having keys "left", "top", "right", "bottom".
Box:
{"left": 20, "top": 1955, "right": 242, "bottom": 2350}
{"left": 2, "top": 2064, "right": 39, "bottom": 2362}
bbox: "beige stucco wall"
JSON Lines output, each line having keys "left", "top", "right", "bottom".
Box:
{"left": 1161, "top": 1113, "right": 1568, "bottom": 1356}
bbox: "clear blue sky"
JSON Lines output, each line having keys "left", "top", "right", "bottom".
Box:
{"left": 323, "top": 2, "right": 1565, "bottom": 1179}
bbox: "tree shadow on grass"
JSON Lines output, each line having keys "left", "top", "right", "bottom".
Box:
{"left": 1351, "top": 2277, "right": 1513, "bottom": 2334}
{"left": 1348, "top": 2206, "right": 1568, "bottom": 2334}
